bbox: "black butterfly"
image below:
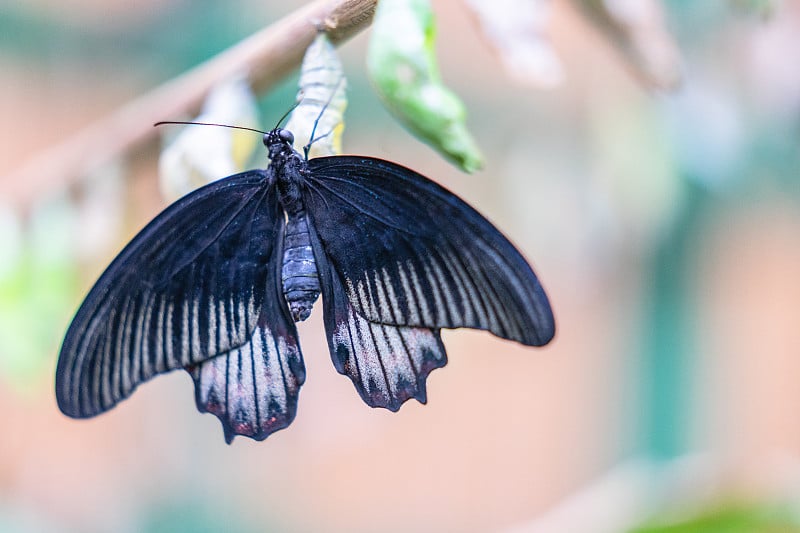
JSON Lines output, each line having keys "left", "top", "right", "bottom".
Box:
{"left": 56, "top": 127, "right": 555, "bottom": 443}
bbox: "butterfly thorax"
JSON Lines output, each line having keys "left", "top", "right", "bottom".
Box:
{"left": 266, "top": 129, "right": 306, "bottom": 212}
{"left": 265, "top": 129, "right": 321, "bottom": 322}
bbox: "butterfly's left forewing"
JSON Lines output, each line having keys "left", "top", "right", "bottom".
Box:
{"left": 55, "top": 171, "right": 304, "bottom": 425}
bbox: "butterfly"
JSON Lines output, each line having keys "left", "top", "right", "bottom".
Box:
{"left": 56, "top": 126, "right": 556, "bottom": 443}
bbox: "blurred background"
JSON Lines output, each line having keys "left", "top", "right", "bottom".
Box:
{"left": 2, "top": 0, "right": 800, "bottom": 531}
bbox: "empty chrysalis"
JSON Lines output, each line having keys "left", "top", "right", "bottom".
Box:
{"left": 158, "top": 75, "right": 261, "bottom": 201}
{"left": 285, "top": 33, "right": 348, "bottom": 159}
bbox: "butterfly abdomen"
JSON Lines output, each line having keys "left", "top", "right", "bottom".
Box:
{"left": 282, "top": 209, "right": 321, "bottom": 322}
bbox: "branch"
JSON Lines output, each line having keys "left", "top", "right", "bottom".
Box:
{"left": 6, "top": 0, "right": 377, "bottom": 212}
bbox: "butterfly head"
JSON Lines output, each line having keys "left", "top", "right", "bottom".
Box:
{"left": 264, "top": 128, "right": 297, "bottom": 162}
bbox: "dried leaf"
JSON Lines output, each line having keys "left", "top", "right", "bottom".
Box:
{"left": 575, "top": 0, "right": 683, "bottom": 91}
{"left": 463, "top": 0, "right": 563, "bottom": 88}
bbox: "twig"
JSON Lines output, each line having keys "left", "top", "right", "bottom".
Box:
{"left": 6, "top": 0, "right": 377, "bottom": 212}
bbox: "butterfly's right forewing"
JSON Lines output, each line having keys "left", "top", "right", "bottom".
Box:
{"left": 56, "top": 170, "right": 280, "bottom": 418}
{"left": 304, "top": 157, "right": 555, "bottom": 347}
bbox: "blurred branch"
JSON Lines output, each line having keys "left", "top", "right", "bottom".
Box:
{"left": 6, "top": 0, "right": 377, "bottom": 212}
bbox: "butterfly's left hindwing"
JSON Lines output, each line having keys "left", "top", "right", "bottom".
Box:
{"left": 304, "top": 156, "right": 555, "bottom": 347}
{"left": 56, "top": 170, "right": 284, "bottom": 419}
{"left": 188, "top": 222, "right": 306, "bottom": 442}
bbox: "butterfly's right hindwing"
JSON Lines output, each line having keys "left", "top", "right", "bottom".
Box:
{"left": 56, "top": 170, "right": 279, "bottom": 418}
{"left": 307, "top": 217, "right": 447, "bottom": 411}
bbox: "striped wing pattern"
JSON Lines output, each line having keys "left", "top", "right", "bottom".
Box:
{"left": 187, "top": 247, "right": 305, "bottom": 442}
{"left": 305, "top": 156, "right": 556, "bottom": 347}
{"left": 56, "top": 171, "right": 277, "bottom": 418}
{"left": 309, "top": 220, "right": 447, "bottom": 410}
{"left": 56, "top": 147, "right": 557, "bottom": 441}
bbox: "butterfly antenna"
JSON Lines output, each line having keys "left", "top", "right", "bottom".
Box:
{"left": 273, "top": 101, "right": 302, "bottom": 131}
{"left": 304, "top": 76, "right": 345, "bottom": 159}
{"left": 153, "top": 121, "right": 268, "bottom": 135}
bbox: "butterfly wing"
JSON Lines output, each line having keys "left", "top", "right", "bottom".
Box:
{"left": 55, "top": 170, "right": 300, "bottom": 424}
{"left": 307, "top": 218, "right": 447, "bottom": 410}
{"left": 304, "top": 156, "right": 555, "bottom": 347}
{"left": 187, "top": 227, "right": 305, "bottom": 442}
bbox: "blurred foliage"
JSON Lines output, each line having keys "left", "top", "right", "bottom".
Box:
{"left": 629, "top": 500, "right": 800, "bottom": 533}
{"left": 0, "top": 249, "right": 77, "bottom": 388}
{"left": 140, "top": 499, "right": 263, "bottom": 533}
{"left": 640, "top": 98, "right": 800, "bottom": 457}
{"left": 639, "top": 179, "right": 705, "bottom": 459}
{"left": 0, "top": 200, "right": 79, "bottom": 391}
